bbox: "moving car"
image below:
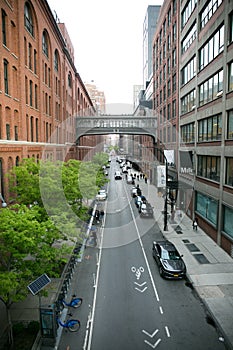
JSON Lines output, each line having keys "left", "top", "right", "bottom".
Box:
{"left": 115, "top": 171, "right": 122, "bottom": 180}
{"left": 96, "top": 189, "right": 107, "bottom": 201}
{"left": 139, "top": 202, "right": 154, "bottom": 218}
{"left": 152, "top": 240, "right": 186, "bottom": 279}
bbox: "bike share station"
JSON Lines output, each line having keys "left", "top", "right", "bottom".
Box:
{"left": 27, "top": 240, "right": 83, "bottom": 347}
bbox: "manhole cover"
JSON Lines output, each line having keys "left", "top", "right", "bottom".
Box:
{"left": 194, "top": 254, "right": 210, "bottom": 264}
{"left": 186, "top": 243, "right": 200, "bottom": 252}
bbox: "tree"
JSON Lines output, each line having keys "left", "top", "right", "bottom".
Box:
{"left": 0, "top": 204, "right": 71, "bottom": 347}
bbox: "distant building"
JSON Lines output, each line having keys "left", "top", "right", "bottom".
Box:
{"left": 85, "top": 82, "right": 106, "bottom": 115}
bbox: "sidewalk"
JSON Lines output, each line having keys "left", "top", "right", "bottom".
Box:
{"left": 137, "top": 178, "right": 233, "bottom": 350}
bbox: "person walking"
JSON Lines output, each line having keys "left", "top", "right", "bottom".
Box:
{"left": 193, "top": 218, "right": 198, "bottom": 230}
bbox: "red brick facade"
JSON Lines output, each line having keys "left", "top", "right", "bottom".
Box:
{"left": 0, "top": 0, "right": 96, "bottom": 201}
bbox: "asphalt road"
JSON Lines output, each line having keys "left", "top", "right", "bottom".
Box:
{"left": 58, "top": 159, "right": 226, "bottom": 350}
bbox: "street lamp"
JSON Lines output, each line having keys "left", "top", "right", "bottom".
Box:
{"left": 0, "top": 193, "right": 7, "bottom": 208}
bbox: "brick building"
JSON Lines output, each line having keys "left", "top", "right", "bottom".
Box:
{"left": 0, "top": 0, "right": 96, "bottom": 203}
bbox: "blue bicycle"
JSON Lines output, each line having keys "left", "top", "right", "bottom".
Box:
{"left": 61, "top": 295, "right": 83, "bottom": 309}
{"left": 57, "top": 313, "right": 81, "bottom": 332}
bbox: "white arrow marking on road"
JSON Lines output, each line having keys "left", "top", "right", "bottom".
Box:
{"left": 142, "top": 329, "right": 159, "bottom": 338}
{"left": 134, "top": 281, "right": 147, "bottom": 287}
{"left": 135, "top": 286, "right": 148, "bottom": 293}
{"left": 144, "top": 339, "right": 161, "bottom": 348}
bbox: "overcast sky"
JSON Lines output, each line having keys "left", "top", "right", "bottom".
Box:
{"left": 47, "top": 0, "right": 163, "bottom": 110}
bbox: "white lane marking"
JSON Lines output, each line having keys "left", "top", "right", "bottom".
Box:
{"left": 159, "top": 306, "right": 163, "bottom": 314}
{"left": 135, "top": 286, "right": 148, "bottom": 293}
{"left": 123, "top": 182, "right": 160, "bottom": 302}
{"left": 165, "top": 326, "right": 171, "bottom": 337}
{"left": 131, "top": 266, "right": 144, "bottom": 279}
{"left": 144, "top": 339, "right": 162, "bottom": 348}
{"left": 142, "top": 329, "right": 159, "bottom": 338}
{"left": 134, "top": 281, "right": 147, "bottom": 287}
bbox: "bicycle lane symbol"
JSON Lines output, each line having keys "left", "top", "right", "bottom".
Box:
{"left": 131, "top": 266, "right": 148, "bottom": 293}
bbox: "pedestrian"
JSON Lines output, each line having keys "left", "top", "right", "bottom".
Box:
{"left": 144, "top": 174, "right": 148, "bottom": 184}
{"left": 95, "top": 209, "right": 100, "bottom": 223}
{"left": 100, "top": 210, "right": 105, "bottom": 221}
{"left": 193, "top": 218, "right": 198, "bottom": 230}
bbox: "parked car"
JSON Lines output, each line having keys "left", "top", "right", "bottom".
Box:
{"left": 115, "top": 171, "right": 122, "bottom": 180}
{"left": 96, "top": 189, "right": 107, "bottom": 201}
{"left": 126, "top": 175, "right": 133, "bottom": 184}
{"left": 152, "top": 240, "right": 186, "bottom": 279}
{"left": 104, "top": 170, "right": 108, "bottom": 176}
{"left": 140, "top": 202, "right": 154, "bottom": 218}
{"left": 131, "top": 186, "right": 138, "bottom": 197}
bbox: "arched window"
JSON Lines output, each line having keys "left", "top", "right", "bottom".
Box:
{"left": 42, "top": 30, "right": 49, "bottom": 57}
{"left": 54, "top": 49, "right": 59, "bottom": 72}
{"left": 24, "top": 2, "right": 34, "bottom": 36}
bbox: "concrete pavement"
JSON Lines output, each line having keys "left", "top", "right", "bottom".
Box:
{"left": 136, "top": 177, "right": 233, "bottom": 350}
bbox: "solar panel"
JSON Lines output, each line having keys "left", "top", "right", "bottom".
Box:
{"left": 27, "top": 274, "right": 51, "bottom": 295}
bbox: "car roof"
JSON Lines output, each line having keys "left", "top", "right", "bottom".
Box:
{"left": 153, "top": 240, "right": 176, "bottom": 250}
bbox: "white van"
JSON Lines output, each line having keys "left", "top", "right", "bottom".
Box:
{"left": 115, "top": 171, "right": 122, "bottom": 180}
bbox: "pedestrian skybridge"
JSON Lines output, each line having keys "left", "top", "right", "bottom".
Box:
{"left": 76, "top": 115, "right": 157, "bottom": 141}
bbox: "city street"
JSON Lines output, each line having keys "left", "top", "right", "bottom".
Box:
{"left": 58, "top": 159, "right": 226, "bottom": 350}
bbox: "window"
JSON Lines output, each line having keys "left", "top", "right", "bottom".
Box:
{"left": 227, "top": 110, "right": 233, "bottom": 139}
{"left": 197, "top": 155, "right": 220, "bottom": 182}
{"left": 167, "top": 34, "right": 171, "bottom": 51}
{"left": 14, "top": 125, "right": 18, "bottom": 141}
{"left": 200, "top": 0, "right": 223, "bottom": 29}
{"left": 172, "top": 73, "right": 176, "bottom": 92}
{"left": 34, "top": 49, "right": 37, "bottom": 74}
{"left": 28, "top": 43, "right": 32, "bottom": 69}
{"left": 226, "top": 158, "right": 233, "bottom": 186}
{"left": 36, "top": 118, "right": 39, "bottom": 142}
{"left": 168, "top": 79, "right": 171, "bottom": 97}
{"left": 199, "top": 25, "right": 224, "bottom": 70}
{"left": 181, "top": 56, "right": 196, "bottom": 85}
{"left": 25, "top": 76, "right": 28, "bottom": 104}
{"left": 2, "top": 10, "right": 7, "bottom": 46}
{"left": 29, "top": 80, "right": 33, "bottom": 106}
{"left": 181, "top": 0, "right": 197, "bottom": 29}
{"left": 68, "top": 72, "right": 72, "bottom": 88}
{"left": 173, "top": 0, "right": 177, "bottom": 15}
{"left": 172, "top": 22, "right": 176, "bottom": 42}
{"left": 198, "top": 114, "right": 222, "bottom": 141}
{"left": 172, "top": 100, "right": 176, "bottom": 118}
{"left": 181, "top": 123, "right": 195, "bottom": 143}
{"left": 54, "top": 49, "right": 59, "bottom": 71}
{"left": 223, "top": 206, "right": 233, "bottom": 239}
{"left": 163, "top": 85, "right": 166, "bottom": 101}
{"left": 196, "top": 192, "right": 218, "bottom": 226}
{"left": 35, "top": 84, "right": 38, "bottom": 109}
{"left": 167, "top": 103, "right": 171, "bottom": 120}
{"left": 181, "top": 89, "right": 196, "bottom": 114}
{"left": 24, "top": 2, "right": 34, "bottom": 36}
{"left": 6, "top": 123, "right": 10, "bottom": 140}
{"left": 172, "top": 48, "right": 176, "bottom": 67}
{"left": 228, "top": 61, "right": 233, "bottom": 92}
{"left": 199, "top": 70, "right": 223, "bottom": 106}
{"left": 42, "top": 30, "right": 49, "bottom": 57}
{"left": 168, "top": 8, "right": 171, "bottom": 26}
{"left": 4, "top": 59, "right": 9, "bottom": 94}
{"left": 230, "top": 12, "right": 233, "bottom": 44}
{"left": 181, "top": 23, "right": 197, "bottom": 54}
{"left": 30, "top": 116, "right": 34, "bottom": 141}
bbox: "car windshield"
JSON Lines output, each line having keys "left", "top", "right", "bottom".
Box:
{"left": 161, "top": 249, "right": 180, "bottom": 260}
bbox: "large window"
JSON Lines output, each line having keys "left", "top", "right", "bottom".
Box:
{"left": 198, "top": 114, "right": 222, "bottom": 141}
{"left": 181, "top": 22, "right": 197, "bottom": 54}
{"left": 199, "top": 25, "right": 224, "bottom": 70}
{"left": 230, "top": 11, "right": 233, "bottom": 44}
{"left": 226, "top": 158, "right": 233, "bottom": 187}
{"left": 197, "top": 155, "right": 221, "bottom": 182}
{"left": 227, "top": 110, "right": 233, "bottom": 139}
{"left": 223, "top": 206, "right": 233, "bottom": 239}
{"left": 24, "top": 2, "right": 34, "bottom": 36}
{"left": 181, "top": 89, "right": 196, "bottom": 114}
{"left": 200, "top": 0, "right": 223, "bottom": 29}
{"left": 181, "top": 123, "right": 195, "bottom": 143}
{"left": 199, "top": 70, "right": 223, "bottom": 106}
{"left": 181, "top": 56, "right": 196, "bottom": 85}
{"left": 196, "top": 192, "right": 218, "bottom": 226}
{"left": 228, "top": 61, "right": 233, "bottom": 92}
{"left": 181, "top": 0, "right": 197, "bottom": 28}
{"left": 54, "top": 49, "right": 59, "bottom": 72}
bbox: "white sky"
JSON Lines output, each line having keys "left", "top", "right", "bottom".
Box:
{"left": 47, "top": 0, "right": 163, "bottom": 110}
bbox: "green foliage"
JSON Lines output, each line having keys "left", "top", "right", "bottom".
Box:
{"left": 92, "top": 152, "right": 109, "bottom": 167}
